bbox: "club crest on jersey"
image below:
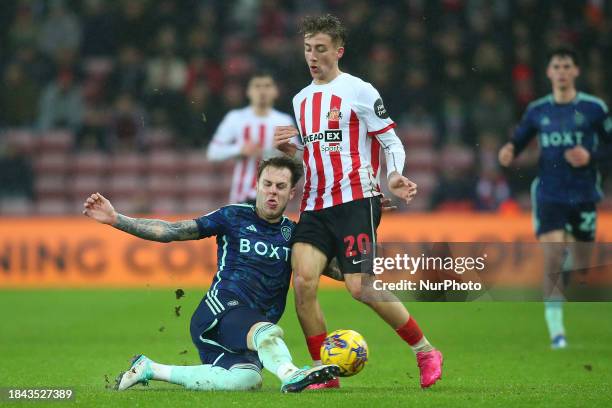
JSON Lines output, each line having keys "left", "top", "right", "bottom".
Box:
{"left": 326, "top": 108, "right": 343, "bottom": 122}
{"left": 574, "top": 111, "right": 585, "bottom": 126}
{"left": 281, "top": 226, "right": 292, "bottom": 241}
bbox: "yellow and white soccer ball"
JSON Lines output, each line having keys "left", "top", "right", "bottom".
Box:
{"left": 320, "top": 329, "right": 369, "bottom": 377}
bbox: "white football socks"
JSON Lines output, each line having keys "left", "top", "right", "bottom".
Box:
{"left": 252, "top": 323, "right": 299, "bottom": 382}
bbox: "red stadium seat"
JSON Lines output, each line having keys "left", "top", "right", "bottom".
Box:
{"left": 68, "top": 175, "right": 105, "bottom": 200}
{"left": 3, "top": 129, "right": 37, "bottom": 155}
{"left": 144, "top": 128, "right": 175, "bottom": 150}
{"left": 183, "top": 197, "right": 227, "bottom": 214}
{"left": 34, "top": 175, "right": 66, "bottom": 200}
{"left": 72, "top": 152, "right": 110, "bottom": 175}
{"left": 38, "top": 130, "right": 74, "bottom": 153}
{"left": 33, "top": 153, "right": 71, "bottom": 176}
{"left": 110, "top": 152, "right": 146, "bottom": 175}
{"left": 439, "top": 145, "right": 475, "bottom": 172}
{"left": 146, "top": 150, "right": 184, "bottom": 175}
{"left": 401, "top": 127, "right": 437, "bottom": 148}
{"left": 405, "top": 148, "right": 437, "bottom": 172}
{"left": 108, "top": 174, "right": 147, "bottom": 197}
{"left": 183, "top": 152, "right": 218, "bottom": 173}
{"left": 35, "top": 198, "right": 71, "bottom": 215}
{"left": 150, "top": 197, "right": 183, "bottom": 215}
{"left": 145, "top": 174, "right": 184, "bottom": 198}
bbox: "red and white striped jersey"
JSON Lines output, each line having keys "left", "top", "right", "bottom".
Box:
{"left": 292, "top": 73, "right": 398, "bottom": 212}
{"left": 207, "top": 107, "right": 294, "bottom": 203}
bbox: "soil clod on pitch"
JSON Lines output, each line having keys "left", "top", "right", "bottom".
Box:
{"left": 104, "top": 374, "right": 112, "bottom": 389}
{"left": 179, "top": 350, "right": 188, "bottom": 355}
{"left": 584, "top": 364, "right": 593, "bottom": 371}
{"left": 175, "top": 306, "right": 181, "bottom": 317}
{"left": 159, "top": 326, "right": 165, "bottom": 332}
{"left": 175, "top": 289, "right": 185, "bottom": 300}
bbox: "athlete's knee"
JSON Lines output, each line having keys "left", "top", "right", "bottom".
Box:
{"left": 228, "top": 367, "right": 263, "bottom": 391}
{"left": 252, "top": 323, "right": 284, "bottom": 349}
{"left": 293, "top": 272, "right": 319, "bottom": 297}
{"left": 345, "top": 274, "right": 365, "bottom": 302}
{"left": 292, "top": 243, "right": 327, "bottom": 280}
{"left": 189, "top": 320, "right": 202, "bottom": 345}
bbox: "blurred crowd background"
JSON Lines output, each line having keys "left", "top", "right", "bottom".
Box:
{"left": 1, "top": 0, "right": 611, "bottom": 215}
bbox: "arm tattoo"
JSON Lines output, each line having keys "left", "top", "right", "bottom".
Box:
{"left": 114, "top": 214, "right": 200, "bottom": 242}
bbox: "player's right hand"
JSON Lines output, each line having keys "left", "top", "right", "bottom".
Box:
{"left": 82, "top": 192, "right": 118, "bottom": 225}
{"left": 274, "top": 126, "right": 299, "bottom": 156}
{"left": 498, "top": 142, "right": 515, "bottom": 167}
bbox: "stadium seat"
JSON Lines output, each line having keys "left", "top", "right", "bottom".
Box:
{"left": 144, "top": 128, "right": 175, "bottom": 150}
{"left": 146, "top": 174, "right": 184, "bottom": 198}
{"left": 405, "top": 148, "right": 437, "bottom": 172}
{"left": 146, "top": 150, "right": 184, "bottom": 175}
{"left": 34, "top": 175, "right": 66, "bottom": 200}
{"left": 35, "top": 198, "right": 71, "bottom": 215}
{"left": 38, "top": 130, "right": 74, "bottom": 153}
{"left": 150, "top": 197, "right": 183, "bottom": 214}
{"left": 0, "top": 197, "right": 35, "bottom": 216}
{"left": 33, "top": 153, "right": 71, "bottom": 176}
{"left": 401, "top": 128, "right": 437, "bottom": 148}
{"left": 68, "top": 175, "right": 105, "bottom": 200}
{"left": 3, "top": 129, "right": 37, "bottom": 155}
{"left": 409, "top": 172, "right": 438, "bottom": 195}
{"left": 183, "top": 152, "right": 218, "bottom": 173}
{"left": 108, "top": 174, "right": 147, "bottom": 197}
{"left": 72, "top": 152, "right": 110, "bottom": 175}
{"left": 109, "top": 153, "right": 146, "bottom": 175}
{"left": 439, "top": 145, "right": 475, "bottom": 172}
{"left": 183, "top": 197, "right": 227, "bottom": 214}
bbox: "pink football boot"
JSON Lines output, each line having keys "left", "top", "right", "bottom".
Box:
{"left": 305, "top": 377, "right": 340, "bottom": 390}
{"left": 416, "top": 349, "right": 443, "bottom": 388}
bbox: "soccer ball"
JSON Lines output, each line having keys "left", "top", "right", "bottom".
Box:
{"left": 320, "top": 329, "right": 369, "bottom": 377}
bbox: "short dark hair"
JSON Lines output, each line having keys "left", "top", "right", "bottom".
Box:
{"left": 257, "top": 156, "right": 303, "bottom": 187}
{"left": 300, "top": 14, "right": 347, "bottom": 47}
{"left": 547, "top": 47, "right": 580, "bottom": 66}
{"left": 249, "top": 71, "right": 274, "bottom": 82}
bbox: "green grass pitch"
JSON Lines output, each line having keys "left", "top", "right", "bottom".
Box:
{"left": 1, "top": 289, "right": 611, "bottom": 407}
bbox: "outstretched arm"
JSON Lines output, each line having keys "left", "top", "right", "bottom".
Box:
{"left": 82, "top": 192, "right": 199, "bottom": 242}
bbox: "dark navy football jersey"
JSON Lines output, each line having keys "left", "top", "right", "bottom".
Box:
{"left": 193, "top": 204, "right": 295, "bottom": 323}
{"left": 512, "top": 92, "right": 612, "bottom": 204}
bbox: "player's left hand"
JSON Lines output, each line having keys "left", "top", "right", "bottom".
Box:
{"left": 564, "top": 145, "right": 590, "bottom": 167}
{"left": 387, "top": 172, "right": 417, "bottom": 204}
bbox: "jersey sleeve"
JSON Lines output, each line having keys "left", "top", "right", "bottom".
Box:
{"left": 193, "top": 208, "right": 228, "bottom": 239}
{"left": 592, "top": 103, "right": 612, "bottom": 161}
{"left": 206, "top": 111, "right": 242, "bottom": 161}
{"left": 511, "top": 107, "right": 538, "bottom": 157}
{"left": 353, "top": 82, "right": 397, "bottom": 136}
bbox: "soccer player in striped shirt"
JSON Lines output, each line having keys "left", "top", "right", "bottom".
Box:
{"left": 207, "top": 73, "right": 294, "bottom": 204}
{"left": 499, "top": 47, "right": 612, "bottom": 349}
{"left": 274, "top": 15, "right": 443, "bottom": 388}
{"left": 83, "top": 157, "right": 340, "bottom": 393}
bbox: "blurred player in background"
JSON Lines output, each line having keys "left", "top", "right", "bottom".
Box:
{"left": 499, "top": 47, "right": 612, "bottom": 349}
{"left": 207, "top": 73, "right": 294, "bottom": 204}
{"left": 274, "top": 14, "right": 443, "bottom": 389}
{"left": 83, "top": 157, "right": 339, "bottom": 393}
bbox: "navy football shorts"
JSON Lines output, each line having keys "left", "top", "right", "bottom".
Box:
{"left": 533, "top": 200, "right": 597, "bottom": 242}
{"left": 190, "top": 289, "right": 269, "bottom": 370}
